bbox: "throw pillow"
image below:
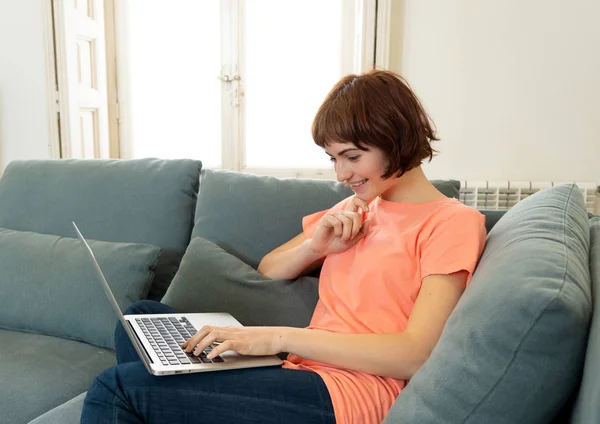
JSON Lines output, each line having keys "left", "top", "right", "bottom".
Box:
{"left": 161, "top": 236, "right": 319, "bottom": 328}
{"left": 383, "top": 184, "right": 592, "bottom": 424}
{"left": 0, "top": 228, "right": 161, "bottom": 349}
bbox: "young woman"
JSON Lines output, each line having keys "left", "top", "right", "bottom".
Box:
{"left": 81, "top": 70, "right": 486, "bottom": 424}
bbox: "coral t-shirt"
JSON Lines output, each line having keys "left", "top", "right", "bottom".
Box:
{"left": 282, "top": 195, "right": 487, "bottom": 424}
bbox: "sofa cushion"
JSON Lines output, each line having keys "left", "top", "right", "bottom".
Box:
{"left": 28, "top": 392, "right": 86, "bottom": 424}
{"left": 0, "top": 228, "right": 160, "bottom": 348}
{"left": 0, "top": 158, "right": 201, "bottom": 300}
{"left": 384, "top": 184, "right": 592, "bottom": 424}
{"left": 0, "top": 329, "right": 115, "bottom": 424}
{"left": 571, "top": 215, "right": 600, "bottom": 423}
{"left": 192, "top": 169, "right": 460, "bottom": 268}
{"left": 161, "top": 237, "right": 319, "bottom": 328}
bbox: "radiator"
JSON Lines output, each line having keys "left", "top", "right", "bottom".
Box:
{"left": 459, "top": 181, "right": 600, "bottom": 214}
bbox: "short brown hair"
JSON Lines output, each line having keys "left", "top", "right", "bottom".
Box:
{"left": 312, "top": 69, "right": 438, "bottom": 179}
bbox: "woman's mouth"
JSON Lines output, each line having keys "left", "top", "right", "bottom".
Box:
{"left": 348, "top": 179, "right": 368, "bottom": 190}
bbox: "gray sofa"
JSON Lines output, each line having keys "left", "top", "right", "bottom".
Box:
{"left": 0, "top": 159, "right": 597, "bottom": 424}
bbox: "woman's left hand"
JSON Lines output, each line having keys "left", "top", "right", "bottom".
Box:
{"left": 182, "top": 326, "right": 287, "bottom": 360}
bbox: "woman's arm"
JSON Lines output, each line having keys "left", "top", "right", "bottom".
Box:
{"left": 258, "top": 197, "right": 370, "bottom": 280}
{"left": 257, "top": 232, "right": 324, "bottom": 280}
{"left": 282, "top": 271, "right": 469, "bottom": 380}
{"left": 187, "top": 271, "right": 468, "bottom": 380}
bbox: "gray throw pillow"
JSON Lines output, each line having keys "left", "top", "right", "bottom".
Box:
{"left": 571, "top": 215, "right": 600, "bottom": 423}
{"left": 161, "top": 237, "right": 319, "bottom": 328}
{"left": 384, "top": 184, "right": 592, "bottom": 424}
{"left": 0, "top": 228, "right": 161, "bottom": 349}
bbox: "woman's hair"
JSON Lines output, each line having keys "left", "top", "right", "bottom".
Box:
{"left": 312, "top": 69, "right": 438, "bottom": 179}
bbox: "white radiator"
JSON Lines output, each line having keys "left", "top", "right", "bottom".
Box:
{"left": 459, "top": 181, "right": 600, "bottom": 214}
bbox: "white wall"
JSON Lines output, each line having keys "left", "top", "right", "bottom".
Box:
{"left": 390, "top": 0, "right": 600, "bottom": 182}
{"left": 0, "top": 0, "right": 53, "bottom": 172}
{"left": 1, "top": 1, "right": 598, "bottom": 182}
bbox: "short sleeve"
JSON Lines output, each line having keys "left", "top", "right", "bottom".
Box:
{"left": 420, "top": 207, "right": 487, "bottom": 284}
{"left": 302, "top": 196, "right": 354, "bottom": 239}
{"left": 302, "top": 210, "right": 327, "bottom": 238}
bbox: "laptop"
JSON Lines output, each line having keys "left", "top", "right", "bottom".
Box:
{"left": 72, "top": 222, "right": 282, "bottom": 376}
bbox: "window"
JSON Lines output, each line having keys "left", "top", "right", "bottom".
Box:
{"left": 243, "top": 0, "right": 352, "bottom": 169}
{"left": 50, "top": 0, "right": 391, "bottom": 178}
{"left": 116, "top": 0, "right": 386, "bottom": 177}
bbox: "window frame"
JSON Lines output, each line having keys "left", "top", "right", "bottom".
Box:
{"left": 56, "top": 0, "right": 392, "bottom": 176}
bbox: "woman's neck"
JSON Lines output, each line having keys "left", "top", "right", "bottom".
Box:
{"left": 380, "top": 166, "right": 447, "bottom": 203}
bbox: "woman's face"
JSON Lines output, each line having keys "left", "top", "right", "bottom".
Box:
{"left": 325, "top": 142, "right": 398, "bottom": 201}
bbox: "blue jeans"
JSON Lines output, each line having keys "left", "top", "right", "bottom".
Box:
{"left": 81, "top": 300, "right": 336, "bottom": 424}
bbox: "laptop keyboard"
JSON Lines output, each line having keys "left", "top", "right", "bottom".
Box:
{"left": 135, "top": 317, "right": 224, "bottom": 366}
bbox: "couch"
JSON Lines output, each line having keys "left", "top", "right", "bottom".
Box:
{"left": 0, "top": 158, "right": 597, "bottom": 424}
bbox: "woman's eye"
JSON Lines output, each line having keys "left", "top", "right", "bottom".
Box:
{"left": 329, "top": 157, "right": 337, "bottom": 163}
{"left": 348, "top": 156, "right": 360, "bottom": 162}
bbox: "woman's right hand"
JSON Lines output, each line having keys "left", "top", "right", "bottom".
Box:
{"left": 309, "top": 196, "right": 371, "bottom": 257}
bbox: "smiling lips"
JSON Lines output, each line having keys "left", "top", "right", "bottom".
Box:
{"left": 347, "top": 179, "right": 368, "bottom": 188}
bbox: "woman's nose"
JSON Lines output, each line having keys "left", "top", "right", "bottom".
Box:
{"left": 335, "top": 161, "right": 352, "bottom": 183}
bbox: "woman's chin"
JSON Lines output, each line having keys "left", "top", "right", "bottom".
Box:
{"left": 351, "top": 181, "right": 380, "bottom": 203}
{"left": 353, "top": 191, "right": 377, "bottom": 203}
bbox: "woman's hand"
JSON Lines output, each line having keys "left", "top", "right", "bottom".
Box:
{"left": 182, "top": 326, "right": 286, "bottom": 360}
{"left": 309, "top": 196, "right": 371, "bottom": 257}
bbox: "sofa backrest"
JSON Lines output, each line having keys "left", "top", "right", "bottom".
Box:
{"left": 192, "top": 169, "right": 461, "bottom": 268}
{"left": 0, "top": 159, "right": 202, "bottom": 300}
{"left": 481, "top": 209, "right": 506, "bottom": 233}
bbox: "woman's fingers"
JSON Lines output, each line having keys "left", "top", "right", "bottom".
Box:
{"left": 332, "top": 212, "right": 353, "bottom": 241}
{"left": 206, "top": 339, "right": 234, "bottom": 359}
{"left": 327, "top": 211, "right": 366, "bottom": 242}
{"left": 182, "top": 326, "right": 211, "bottom": 351}
{"left": 318, "top": 202, "right": 370, "bottom": 250}
{"left": 346, "top": 197, "right": 368, "bottom": 239}
{"left": 350, "top": 212, "right": 362, "bottom": 239}
{"left": 324, "top": 214, "right": 343, "bottom": 237}
{"left": 192, "top": 331, "right": 221, "bottom": 357}
{"left": 347, "top": 196, "right": 370, "bottom": 213}
{"left": 183, "top": 326, "right": 227, "bottom": 356}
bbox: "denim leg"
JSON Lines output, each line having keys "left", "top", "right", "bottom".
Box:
{"left": 82, "top": 363, "right": 336, "bottom": 424}
{"left": 115, "top": 300, "right": 176, "bottom": 364}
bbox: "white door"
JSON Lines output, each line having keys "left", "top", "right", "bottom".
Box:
{"left": 53, "top": 0, "right": 110, "bottom": 159}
